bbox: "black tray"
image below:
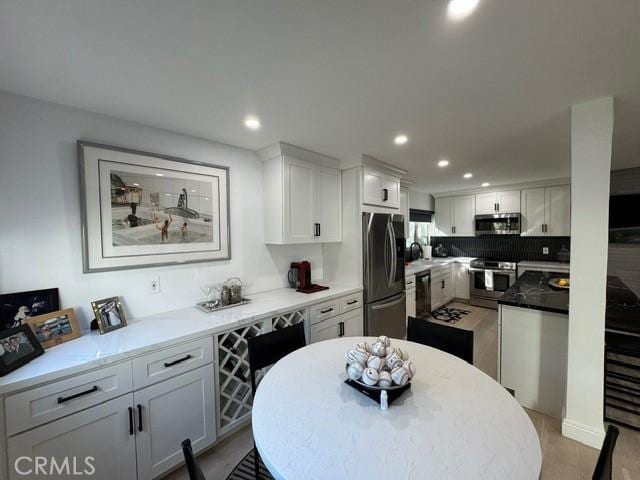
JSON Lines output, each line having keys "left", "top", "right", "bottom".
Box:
{"left": 344, "top": 378, "right": 411, "bottom": 405}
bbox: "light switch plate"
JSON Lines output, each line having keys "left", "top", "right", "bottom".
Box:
{"left": 542, "top": 247, "right": 550, "bottom": 255}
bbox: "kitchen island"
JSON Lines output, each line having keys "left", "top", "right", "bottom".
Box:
{"left": 497, "top": 271, "right": 570, "bottom": 418}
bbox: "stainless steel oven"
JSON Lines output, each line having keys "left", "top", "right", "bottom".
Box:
{"left": 469, "top": 258, "right": 517, "bottom": 309}
{"left": 474, "top": 213, "right": 521, "bottom": 236}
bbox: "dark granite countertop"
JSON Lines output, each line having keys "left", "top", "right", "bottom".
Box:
{"left": 606, "top": 276, "right": 640, "bottom": 335}
{"left": 498, "top": 271, "right": 570, "bottom": 314}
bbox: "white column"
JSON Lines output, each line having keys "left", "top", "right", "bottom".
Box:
{"left": 562, "top": 97, "right": 614, "bottom": 448}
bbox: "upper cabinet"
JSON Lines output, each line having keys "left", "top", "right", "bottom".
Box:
{"left": 521, "top": 185, "right": 571, "bottom": 236}
{"left": 362, "top": 167, "right": 400, "bottom": 209}
{"left": 400, "top": 187, "right": 410, "bottom": 238}
{"left": 475, "top": 190, "right": 521, "bottom": 214}
{"left": 434, "top": 195, "right": 475, "bottom": 236}
{"left": 261, "top": 143, "right": 342, "bottom": 244}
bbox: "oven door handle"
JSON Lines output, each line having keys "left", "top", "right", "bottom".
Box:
{"left": 469, "top": 267, "right": 516, "bottom": 273}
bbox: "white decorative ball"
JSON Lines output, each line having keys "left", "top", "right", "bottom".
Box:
{"left": 361, "top": 368, "right": 380, "bottom": 386}
{"left": 391, "top": 366, "right": 410, "bottom": 386}
{"left": 378, "top": 371, "right": 392, "bottom": 388}
{"left": 356, "top": 342, "right": 371, "bottom": 353}
{"left": 371, "top": 341, "right": 387, "bottom": 357}
{"left": 367, "top": 355, "right": 385, "bottom": 371}
{"left": 346, "top": 349, "right": 369, "bottom": 366}
{"left": 347, "top": 362, "right": 365, "bottom": 381}
{"left": 403, "top": 361, "right": 416, "bottom": 379}
{"left": 395, "top": 348, "right": 408, "bottom": 361}
{"left": 377, "top": 335, "right": 391, "bottom": 347}
{"left": 385, "top": 351, "right": 403, "bottom": 370}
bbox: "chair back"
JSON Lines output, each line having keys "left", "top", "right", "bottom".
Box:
{"left": 592, "top": 425, "right": 620, "bottom": 480}
{"left": 407, "top": 316, "right": 474, "bottom": 364}
{"left": 181, "top": 438, "right": 206, "bottom": 480}
{"left": 247, "top": 322, "right": 306, "bottom": 397}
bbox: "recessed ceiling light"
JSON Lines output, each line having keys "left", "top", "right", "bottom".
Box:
{"left": 438, "top": 159, "right": 450, "bottom": 167}
{"left": 191, "top": 189, "right": 196, "bottom": 193}
{"left": 448, "top": 0, "right": 480, "bottom": 20}
{"left": 463, "top": 172, "right": 473, "bottom": 179}
{"left": 244, "top": 116, "right": 261, "bottom": 131}
{"left": 394, "top": 134, "right": 408, "bottom": 145}
{"left": 155, "top": 173, "right": 164, "bottom": 177}
{"left": 481, "top": 182, "right": 490, "bottom": 187}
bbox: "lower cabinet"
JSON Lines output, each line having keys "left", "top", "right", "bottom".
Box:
{"left": 134, "top": 364, "right": 216, "bottom": 480}
{"left": 8, "top": 394, "right": 137, "bottom": 480}
{"left": 406, "top": 286, "right": 416, "bottom": 320}
{"left": 453, "top": 262, "right": 470, "bottom": 300}
{"left": 431, "top": 274, "right": 454, "bottom": 311}
{"left": 310, "top": 309, "right": 363, "bottom": 343}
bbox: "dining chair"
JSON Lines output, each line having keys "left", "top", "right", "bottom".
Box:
{"left": 407, "top": 316, "right": 474, "bottom": 364}
{"left": 247, "top": 322, "right": 307, "bottom": 479}
{"left": 592, "top": 425, "right": 620, "bottom": 480}
{"left": 181, "top": 438, "right": 207, "bottom": 480}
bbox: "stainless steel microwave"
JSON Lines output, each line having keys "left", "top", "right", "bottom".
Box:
{"left": 474, "top": 213, "right": 521, "bottom": 235}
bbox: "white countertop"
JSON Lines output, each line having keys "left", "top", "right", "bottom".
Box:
{"left": 253, "top": 337, "right": 541, "bottom": 480}
{"left": 405, "top": 257, "right": 473, "bottom": 277}
{"left": 0, "top": 283, "right": 361, "bottom": 395}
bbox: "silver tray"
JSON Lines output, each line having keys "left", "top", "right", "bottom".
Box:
{"left": 197, "top": 298, "right": 251, "bottom": 313}
{"left": 548, "top": 278, "right": 570, "bottom": 290}
{"left": 345, "top": 364, "right": 410, "bottom": 391}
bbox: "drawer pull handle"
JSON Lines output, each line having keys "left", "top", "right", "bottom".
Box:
{"left": 164, "top": 354, "right": 193, "bottom": 368}
{"left": 137, "top": 404, "right": 143, "bottom": 432}
{"left": 57, "top": 385, "right": 99, "bottom": 404}
{"left": 346, "top": 300, "right": 358, "bottom": 305}
{"left": 320, "top": 308, "right": 334, "bottom": 314}
{"left": 128, "top": 407, "right": 134, "bottom": 435}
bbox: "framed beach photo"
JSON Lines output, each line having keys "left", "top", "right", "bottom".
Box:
{"left": 91, "top": 297, "right": 127, "bottom": 334}
{"left": 78, "top": 141, "right": 230, "bottom": 273}
{"left": 26, "top": 308, "right": 81, "bottom": 349}
{"left": 0, "top": 325, "right": 45, "bottom": 377}
{"left": 0, "top": 288, "right": 60, "bottom": 333}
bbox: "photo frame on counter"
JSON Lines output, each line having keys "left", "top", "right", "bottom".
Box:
{"left": 26, "top": 308, "right": 82, "bottom": 349}
{"left": 91, "top": 296, "right": 127, "bottom": 334}
{"left": 0, "top": 324, "right": 45, "bottom": 377}
{"left": 78, "top": 141, "right": 231, "bottom": 273}
{"left": 0, "top": 288, "right": 60, "bottom": 332}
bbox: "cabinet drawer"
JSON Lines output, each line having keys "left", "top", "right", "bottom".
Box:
{"left": 5, "top": 361, "right": 133, "bottom": 436}
{"left": 431, "top": 265, "right": 451, "bottom": 278}
{"left": 310, "top": 300, "right": 339, "bottom": 325}
{"left": 405, "top": 275, "right": 416, "bottom": 289}
{"left": 339, "top": 293, "right": 363, "bottom": 314}
{"left": 132, "top": 337, "right": 213, "bottom": 390}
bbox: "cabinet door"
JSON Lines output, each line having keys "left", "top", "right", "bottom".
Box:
{"left": 475, "top": 192, "right": 498, "bottom": 214}
{"left": 431, "top": 277, "right": 443, "bottom": 311}
{"left": 452, "top": 195, "right": 476, "bottom": 236}
{"left": 382, "top": 176, "right": 400, "bottom": 209}
{"left": 340, "top": 310, "right": 364, "bottom": 337}
{"left": 400, "top": 187, "right": 410, "bottom": 239}
{"left": 521, "top": 188, "right": 546, "bottom": 236}
{"left": 362, "top": 168, "right": 385, "bottom": 206}
{"left": 453, "top": 263, "right": 470, "bottom": 300}
{"left": 283, "top": 156, "right": 315, "bottom": 243}
{"left": 545, "top": 185, "right": 571, "bottom": 236}
{"left": 434, "top": 197, "right": 453, "bottom": 236}
{"left": 406, "top": 288, "right": 416, "bottom": 318}
{"left": 8, "top": 395, "right": 136, "bottom": 480}
{"left": 443, "top": 276, "right": 454, "bottom": 304}
{"left": 497, "top": 190, "right": 521, "bottom": 213}
{"left": 315, "top": 166, "right": 342, "bottom": 242}
{"left": 310, "top": 316, "right": 341, "bottom": 343}
{"left": 134, "top": 364, "right": 216, "bottom": 480}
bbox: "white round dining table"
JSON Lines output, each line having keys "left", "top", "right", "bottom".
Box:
{"left": 252, "top": 337, "right": 541, "bottom": 480}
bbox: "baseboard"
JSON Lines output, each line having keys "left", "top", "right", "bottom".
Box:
{"left": 561, "top": 418, "right": 605, "bottom": 449}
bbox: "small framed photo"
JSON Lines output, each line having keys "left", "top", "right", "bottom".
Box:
{"left": 0, "top": 324, "right": 45, "bottom": 377}
{"left": 91, "top": 297, "right": 127, "bottom": 334}
{"left": 26, "top": 308, "right": 82, "bottom": 349}
{"left": 0, "top": 288, "right": 60, "bottom": 332}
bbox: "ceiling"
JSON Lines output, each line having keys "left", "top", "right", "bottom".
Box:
{"left": 1, "top": 0, "right": 639, "bottom": 192}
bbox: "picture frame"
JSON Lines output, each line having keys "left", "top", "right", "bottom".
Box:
{"left": 26, "top": 308, "right": 82, "bottom": 349}
{"left": 78, "top": 141, "right": 231, "bottom": 273}
{"left": 0, "top": 324, "right": 45, "bottom": 377}
{"left": 91, "top": 297, "right": 127, "bottom": 334}
{"left": 0, "top": 288, "right": 60, "bottom": 333}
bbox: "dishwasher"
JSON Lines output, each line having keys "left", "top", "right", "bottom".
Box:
{"left": 415, "top": 271, "right": 431, "bottom": 319}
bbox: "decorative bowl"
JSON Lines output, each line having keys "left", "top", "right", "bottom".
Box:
{"left": 548, "top": 278, "right": 570, "bottom": 290}
{"left": 344, "top": 364, "right": 411, "bottom": 391}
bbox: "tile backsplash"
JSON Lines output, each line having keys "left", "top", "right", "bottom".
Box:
{"left": 430, "top": 236, "right": 571, "bottom": 262}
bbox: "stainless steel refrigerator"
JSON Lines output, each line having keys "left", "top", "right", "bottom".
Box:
{"left": 362, "top": 212, "right": 406, "bottom": 338}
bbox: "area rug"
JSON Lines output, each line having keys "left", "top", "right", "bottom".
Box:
{"left": 431, "top": 306, "right": 471, "bottom": 324}
{"left": 226, "top": 449, "right": 274, "bottom": 480}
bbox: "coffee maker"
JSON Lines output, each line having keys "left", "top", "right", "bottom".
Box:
{"left": 288, "top": 261, "right": 312, "bottom": 289}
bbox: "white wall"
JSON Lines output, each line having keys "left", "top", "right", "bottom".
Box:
{"left": 563, "top": 97, "right": 613, "bottom": 448}
{"left": 0, "top": 92, "right": 323, "bottom": 329}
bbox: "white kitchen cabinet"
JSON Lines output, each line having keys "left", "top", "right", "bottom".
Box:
{"left": 406, "top": 285, "right": 416, "bottom": 320}
{"left": 434, "top": 197, "right": 453, "bottom": 236}
{"left": 310, "top": 309, "right": 363, "bottom": 343}
{"left": 431, "top": 272, "right": 454, "bottom": 311}
{"left": 453, "top": 262, "right": 470, "bottom": 300}
{"left": 521, "top": 185, "right": 570, "bottom": 237}
{"left": 261, "top": 143, "right": 342, "bottom": 244}
{"left": 8, "top": 395, "right": 137, "bottom": 480}
{"left": 134, "top": 365, "right": 215, "bottom": 480}
{"left": 435, "top": 196, "right": 475, "bottom": 236}
{"left": 363, "top": 167, "right": 400, "bottom": 209}
{"left": 400, "top": 187, "right": 410, "bottom": 238}
{"left": 476, "top": 190, "right": 521, "bottom": 214}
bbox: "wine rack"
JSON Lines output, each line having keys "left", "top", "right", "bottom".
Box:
{"left": 605, "top": 331, "right": 640, "bottom": 431}
{"left": 271, "top": 309, "right": 306, "bottom": 331}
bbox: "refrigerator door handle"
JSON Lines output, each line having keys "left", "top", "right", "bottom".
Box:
{"left": 386, "top": 220, "right": 396, "bottom": 286}
{"left": 370, "top": 292, "right": 406, "bottom": 311}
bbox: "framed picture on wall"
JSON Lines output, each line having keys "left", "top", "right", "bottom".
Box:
{"left": 78, "top": 141, "right": 231, "bottom": 273}
{"left": 0, "top": 288, "right": 60, "bottom": 332}
{"left": 26, "top": 308, "right": 81, "bottom": 349}
{"left": 91, "top": 296, "right": 127, "bottom": 334}
{"left": 0, "top": 325, "right": 45, "bottom": 377}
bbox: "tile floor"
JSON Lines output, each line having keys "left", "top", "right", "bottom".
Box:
{"left": 167, "top": 304, "right": 640, "bottom": 480}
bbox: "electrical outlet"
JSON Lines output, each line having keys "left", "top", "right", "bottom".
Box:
{"left": 150, "top": 276, "right": 161, "bottom": 294}
{"left": 542, "top": 247, "right": 550, "bottom": 255}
